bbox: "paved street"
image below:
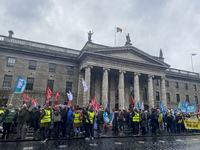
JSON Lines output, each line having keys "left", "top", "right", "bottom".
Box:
{"left": 1, "top": 135, "right": 200, "bottom": 150}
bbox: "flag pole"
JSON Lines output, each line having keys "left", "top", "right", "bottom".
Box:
{"left": 9, "top": 93, "right": 14, "bottom": 104}
{"left": 114, "top": 26, "right": 116, "bottom": 46}
{"left": 191, "top": 53, "right": 194, "bottom": 72}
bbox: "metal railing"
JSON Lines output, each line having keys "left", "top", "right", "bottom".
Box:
{"left": 0, "top": 35, "right": 80, "bottom": 55}
{"left": 166, "top": 68, "right": 200, "bottom": 78}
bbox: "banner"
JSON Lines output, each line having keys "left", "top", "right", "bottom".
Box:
{"left": 14, "top": 75, "right": 27, "bottom": 94}
{"left": 32, "top": 98, "right": 39, "bottom": 107}
{"left": 94, "top": 103, "right": 100, "bottom": 111}
{"left": 22, "top": 93, "right": 31, "bottom": 103}
{"left": 53, "top": 91, "right": 60, "bottom": 110}
{"left": 45, "top": 87, "right": 52, "bottom": 104}
{"left": 184, "top": 118, "right": 200, "bottom": 130}
{"left": 178, "top": 101, "right": 196, "bottom": 113}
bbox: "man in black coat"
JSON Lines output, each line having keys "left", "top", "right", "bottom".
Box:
{"left": 61, "top": 105, "right": 68, "bottom": 137}
{"left": 32, "top": 106, "right": 41, "bottom": 140}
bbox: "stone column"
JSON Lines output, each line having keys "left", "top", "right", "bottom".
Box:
{"left": 77, "top": 71, "right": 84, "bottom": 106}
{"left": 148, "top": 75, "right": 154, "bottom": 109}
{"left": 161, "top": 76, "right": 167, "bottom": 109}
{"left": 95, "top": 74, "right": 101, "bottom": 104}
{"left": 119, "top": 70, "right": 126, "bottom": 110}
{"left": 102, "top": 68, "right": 110, "bottom": 108}
{"left": 83, "top": 66, "right": 92, "bottom": 107}
{"left": 110, "top": 76, "right": 115, "bottom": 112}
{"left": 134, "top": 73, "right": 140, "bottom": 109}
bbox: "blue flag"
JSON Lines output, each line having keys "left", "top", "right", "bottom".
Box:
{"left": 174, "top": 109, "right": 177, "bottom": 114}
{"left": 14, "top": 75, "right": 27, "bottom": 94}
{"left": 137, "top": 101, "right": 140, "bottom": 110}
{"left": 159, "top": 101, "right": 163, "bottom": 111}
{"left": 184, "top": 99, "right": 188, "bottom": 108}
{"left": 106, "top": 102, "right": 109, "bottom": 110}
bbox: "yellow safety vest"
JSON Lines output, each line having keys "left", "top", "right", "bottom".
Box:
{"left": 86, "top": 111, "right": 94, "bottom": 123}
{"left": 74, "top": 113, "right": 82, "bottom": 124}
{"left": 0, "top": 110, "right": 4, "bottom": 114}
{"left": 132, "top": 112, "right": 139, "bottom": 122}
{"left": 41, "top": 110, "right": 51, "bottom": 123}
{"left": 178, "top": 119, "right": 182, "bottom": 124}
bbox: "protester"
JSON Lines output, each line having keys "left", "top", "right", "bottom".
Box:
{"left": 53, "top": 106, "right": 61, "bottom": 138}
{"left": 61, "top": 105, "right": 68, "bottom": 137}
{"left": 32, "top": 105, "right": 41, "bottom": 140}
{"left": 132, "top": 108, "right": 140, "bottom": 135}
{"left": 140, "top": 110, "right": 147, "bottom": 135}
{"left": 66, "top": 106, "right": 74, "bottom": 137}
{"left": 73, "top": 107, "right": 83, "bottom": 137}
{"left": 158, "top": 109, "right": 164, "bottom": 135}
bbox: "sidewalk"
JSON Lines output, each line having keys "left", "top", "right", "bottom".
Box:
{"left": 1, "top": 129, "right": 200, "bottom": 142}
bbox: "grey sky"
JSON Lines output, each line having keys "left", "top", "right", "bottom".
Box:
{"left": 0, "top": 0, "right": 199, "bottom": 73}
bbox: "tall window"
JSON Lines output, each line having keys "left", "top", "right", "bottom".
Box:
{"left": 166, "top": 93, "right": 170, "bottom": 102}
{"left": 184, "top": 83, "right": 188, "bottom": 90}
{"left": 66, "top": 82, "right": 72, "bottom": 93}
{"left": 176, "top": 94, "right": 180, "bottom": 102}
{"left": 67, "top": 66, "right": 74, "bottom": 75}
{"left": 155, "top": 91, "right": 160, "bottom": 101}
{"left": 175, "top": 82, "right": 179, "bottom": 88}
{"left": 142, "top": 87, "right": 147, "bottom": 101}
{"left": 186, "top": 95, "right": 189, "bottom": 103}
{"left": 165, "top": 80, "right": 169, "bottom": 87}
{"left": 47, "top": 80, "right": 54, "bottom": 92}
{"left": 26, "top": 77, "right": 34, "bottom": 91}
{"left": 49, "top": 63, "right": 56, "bottom": 72}
{"left": 3, "top": 75, "right": 12, "bottom": 88}
{"left": 7, "top": 57, "right": 16, "bottom": 67}
{"left": 154, "top": 79, "right": 159, "bottom": 86}
{"left": 193, "top": 84, "right": 197, "bottom": 91}
{"left": 195, "top": 96, "right": 198, "bottom": 104}
{"left": 29, "top": 60, "right": 37, "bottom": 70}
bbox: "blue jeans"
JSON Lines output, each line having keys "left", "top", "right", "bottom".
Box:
{"left": 41, "top": 127, "right": 46, "bottom": 141}
{"left": 75, "top": 127, "right": 80, "bottom": 136}
{"left": 67, "top": 123, "right": 73, "bottom": 136}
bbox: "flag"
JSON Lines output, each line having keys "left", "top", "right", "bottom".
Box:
{"left": 67, "top": 90, "right": 73, "bottom": 101}
{"left": 116, "top": 27, "right": 122, "bottom": 33}
{"left": 137, "top": 101, "right": 140, "bottom": 110}
{"left": 45, "top": 87, "right": 52, "bottom": 104}
{"left": 22, "top": 93, "right": 31, "bottom": 103}
{"left": 191, "top": 53, "right": 197, "bottom": 56}
{"left": 32, "top": 98, "right": 39, "bottom": 107}
{"left": 62, "top": 102, "right": 66, "bottom": 108}
{"left": 131, "top": 96, "right": 134, "bottom": 108}
{"left": 178, "top": 102, "right": 181, "bottom": 110}
{"left": 89, "top": 97, "right": 97, "bottom": 107}
{"left": 67, "top": 101, "right": 71, "bottom": 107}
{"left": 53, "top": 91, "right": 60, "bottom": 110}
{"left": 14, "top": 75, "right": 27, "bottom": 94}
{"left": 82, "top": 78, "right": 88, "bottom": 92}
{"left": 187, "top": 101, "right": 197, "bottom": 112}
{"left": 106, "top": 102, "right": 109, "bottom": 110}
{"left": 141, "top": 101, "right": 144, "bottom": 110}
{"left": 174, "top": 109, "right": 177, "bottom": 114}
{"left": 94, "top": 103, "right": 100, "bottom": 111}
{"left": 184, "top": 99, "right": 188, "bottom": 108}
{"left": 159, "top": 101, "right": 163, "bottom": 111}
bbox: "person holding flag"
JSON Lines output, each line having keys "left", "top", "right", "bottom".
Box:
{"left": 131, "top": 108, "right": 140, "bottom": 135}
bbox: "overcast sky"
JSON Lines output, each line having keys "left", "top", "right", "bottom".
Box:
{"left": 0, "top": 0, "right": 199, "bottom": 73}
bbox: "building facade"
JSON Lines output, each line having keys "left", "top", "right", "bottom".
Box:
{"left": 0, "top": 33, "right": 199, "bottom": 111}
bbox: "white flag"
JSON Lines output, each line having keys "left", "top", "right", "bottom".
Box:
{"left": 82, "top": 78, "right": 88, "bottom": 92}
{"left": 67, "top": 90, "right": 73, "bottom": 101}
{"left": 141, "top": 101, "right": 144, "bottom": 110}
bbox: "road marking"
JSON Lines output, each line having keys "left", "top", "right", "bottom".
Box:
{"left": 59, "top": 145, "right": 68, "bottom": 148}
{"left": 23, "top": 147, "right": 33, "bottom": 150}
{"left": 158, "top": 140, "right": 165, "bottom": 143}
{"left": 89, "top": 144, "right": 98, "bottom": 146}
{"left": 138, "top": 141, "right": 145, "bottom": 144}
{"left": 176, "top": 139, "right": 183, "bottom": 142}
{"left": 115, "top": 142, "right": 123, "bottom": 145}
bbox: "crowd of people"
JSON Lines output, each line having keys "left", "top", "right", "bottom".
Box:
{"left": 0, "top": 103, "right": 199, "bottom": 143}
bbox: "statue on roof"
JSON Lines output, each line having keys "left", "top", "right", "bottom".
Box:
{"left": 88, "top": 31, "right": 93, "bottom": 42}
{"left": 159, "top": 49, "right": 163, "bottom": 58}
{"left": 125, "top": 33, "right": 132, "bottom": 46}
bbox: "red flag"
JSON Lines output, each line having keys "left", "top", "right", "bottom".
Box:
{"left": 32, "top": 98, "right": 38, "bottom": 106}
{"left": 67, "top": 101, "right": 71, "bottom": 107}
{"left": 22, "top": 93, "right": 31, "bottom": 103}
{"left": 131, "top": 96, "right": 134, "bottom": 108}
{"left": 22, "top": 93, "right": 26, "bottom": 102}
{"left": 89, "top": 97, "right": 97, "bottom": 107}
{"left": 94, "top": 103, "right": 100, "bottom": 111}
{"left": 53, "top": 91, "right": 60, "bottom": 110}
{"left": 45, "top": 87, "right": 52, "bottom": 104}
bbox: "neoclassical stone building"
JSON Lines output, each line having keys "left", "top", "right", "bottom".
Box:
{"left": 0, "top": 31, "right": 199, "bottom": 111}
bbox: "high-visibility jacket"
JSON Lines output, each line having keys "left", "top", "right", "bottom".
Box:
{"left": 0, "top": 110, "right": 4, "bottom": 115}
{"left": 3, "top": 108, "right": 15, "bottom": 123}
{"left": 86, "top": 111, "right": 94, "bottom": 123}
{"left": 132, "top": 112, "right": 140, "bottom": 122}
{"left": 74, "top": 113, "right": 82, "bottom": 124}
{"left": 41, "top": 110, "right": 51, "bottom": 123}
